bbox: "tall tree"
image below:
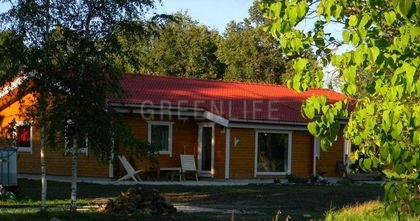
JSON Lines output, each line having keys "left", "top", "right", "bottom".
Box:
{"left": 0, "top": 0, "right": 159, "bottom": 211}
{"left": 143, "top": 12, "right": 225, "bottom": 79}
{"left": 261, "top": 0, "right": 420, "bottom": 217}
{"left": 217, "top": 19, "right": 288, "bottom": 84}
{"left": 216, "top": 0, "right": 300, "bottom": 84}
{"left": 107, "top": 16, "right": 168, "bottom": 73}
{"left": 0, "top": 31, "right": 26, "bottom": 81}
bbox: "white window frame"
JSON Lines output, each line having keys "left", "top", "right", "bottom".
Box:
{"left": 344, "top": 139, "right": 352, "bottom": 170}
{"left": 254, "top": 130, "right": 292, "bottom": 176}
{"left": 14, "top": 121, "right": 33, "bottom": 154}
{"left": 148, "top": 121, "right": 173, "bottom": 157}
{"left": 313, "top": 136, "right": 321, "bottom": 176}
{"left": 197, "top": 122, "right": 215, "bottom": 177}
{"left": 64, "top": 136, "right": 88, "bottom": 156}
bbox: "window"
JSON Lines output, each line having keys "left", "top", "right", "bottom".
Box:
{"left": 255, "top": 131, "right": 291, "bottom": 175}
{"left": 15, "top": 122, "right": 32, "bottom": 153}
{"left": 148, "top": 121, "right": 173, "bottom": 156}
{"left": 65, "top": 137, "right": 88, "bottom": 156}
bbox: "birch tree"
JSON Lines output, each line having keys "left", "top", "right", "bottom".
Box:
{"left": 0, "top": 0, "right": 161, "bottom": 212}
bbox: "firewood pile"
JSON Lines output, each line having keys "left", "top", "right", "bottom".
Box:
{"left": 102, "top": 187, "right": 177, "bottom": 216}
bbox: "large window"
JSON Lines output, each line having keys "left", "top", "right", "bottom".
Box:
{"left": 148, "top": 121, "right": 173, "bottom": 156}
{"left": 255, "top": 131, "right": 291, "bottom": 175}
{"left": 15, "top": 122, "right": 32, "bottom": 153}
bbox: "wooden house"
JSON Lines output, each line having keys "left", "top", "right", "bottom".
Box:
{"left": 0, "top": 74, "right": 349, "bottom": 180}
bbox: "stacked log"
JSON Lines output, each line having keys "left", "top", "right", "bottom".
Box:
{"left": 103, "top": 187, "right": 177, "bottom": 216}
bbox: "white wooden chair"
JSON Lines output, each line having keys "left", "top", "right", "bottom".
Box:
{"left": 116, "top": 155, "right": 143, "bottom": 182}
{"left": 180, "top": 154, "right": 198, "bottom": 181}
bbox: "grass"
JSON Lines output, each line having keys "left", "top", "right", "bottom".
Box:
{"left": 0, "top": 178, "right": 406, "bottom": 220}
{"left": 0, "top": 210, "right": 142, "bottom": 221}
{"left": 325, "top": 200, "right": 419, "bottom": 221}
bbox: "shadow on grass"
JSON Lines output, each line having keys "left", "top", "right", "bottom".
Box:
{"left": 0, "top": 210, "right": 178, "bottom": 221}
{"left": 14, "top": 178, "right": 134, "bottom": 200}
{"left": 0, "top": 210, "right": 300, "bottom": 221}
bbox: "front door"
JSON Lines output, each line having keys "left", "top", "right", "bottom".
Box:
{"left": 198, "top": 123, "right": 214, "bottom": 177}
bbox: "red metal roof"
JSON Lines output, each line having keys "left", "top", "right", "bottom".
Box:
{"left": 109, "top": 74, "right": 347, "bottom": 123}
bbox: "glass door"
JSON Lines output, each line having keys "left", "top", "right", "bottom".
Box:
{"left": 198, "top": 124, "right": 214, "bottom": 177}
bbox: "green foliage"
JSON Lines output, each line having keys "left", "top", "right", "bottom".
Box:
{"left": 110, "top": 12, "right": 225, "bottom": 79}
{"left": 107, "top": 17, "right": 172, "bottom": 73}
{"left": 216, "top": 19, "right": 290, "bottom": 84}
{"left": 145, "top": 12, "right": 224, "bottom": 79}
{"left": 0, "top": 31, "right": 26, "bottom": 82}
{"left": 216, "top": 0, "right": 318, "bottom": 85}
{"left": 261, "top": 0, "right": 420, "bottom": 217}
{"left": 303, "top": 96, "right": 347, "bottom": 149}
{"left": 0, "top": 191, "right": 16, "bottom": 201}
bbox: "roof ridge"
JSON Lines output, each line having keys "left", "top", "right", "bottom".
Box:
{"left": 124, "top": 73, "right": 290, "bottom": 89}
{"left": 306, "top": 87, "right": 337, "bottom": 92}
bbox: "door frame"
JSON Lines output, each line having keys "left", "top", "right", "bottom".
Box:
{"left": 197, "top": 122, "right": 215, "bottom": 177}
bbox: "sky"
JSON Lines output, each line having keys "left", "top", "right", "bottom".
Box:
{"left": 0, "top": 0, "right": 255, "bottom": 33}
{"left": 155, "top": 0, "right": 254, "bottom": 32}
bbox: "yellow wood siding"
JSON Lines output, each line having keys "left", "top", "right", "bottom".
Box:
{"left": 16, "top": 127, "right": 109, "bottom": 177}
{"left": 0, "top": 94, "right": 34, "bottom": 129}
{"left": 317, "top": 129, "right": 344, "bottom": 176}
{"left": 291, "top": 131, "right": 313, "bottom": 176}
{"left": 1, "top": 95, "right": 109, "bottom": 177}
{"left": 229, "top": 128, "right": 255, "bottom": 179}
{"left": 213, "top": 124, "right": 226, "bottom": 179}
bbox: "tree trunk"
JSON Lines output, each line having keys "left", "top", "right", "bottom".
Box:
{"left": 70, "top": 138, "right": 78, "bottom": 212}
{"left": 40, "top": 127, "right": 47, "bottom": 212}
{"left": 40, "top": 0, "right": 50, "bottom": 213}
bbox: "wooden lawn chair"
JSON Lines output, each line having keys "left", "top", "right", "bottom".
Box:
{"left": 180, "top": 154, "right": 198, "bottom": 181}
{"left": 116, "top": 155, "right": 143, "bottom": 182}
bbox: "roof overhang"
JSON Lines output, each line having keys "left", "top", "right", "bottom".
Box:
{"left": 203, "top": 111, "right": 229, "bottom": 127}
{"left": 109, "top": 102, "right": 205, "bottom": 117}
{"left": 108, "top": 103, "right": 316, "bottom": 129}
{"left": 0, "top": 75, "right": 28, "bottom": 99}
{"left": 109, "top": 103, "right": 232, "bottom": 127}
{"left": 228, "top": 119, "right": 308, "bottom": 130}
